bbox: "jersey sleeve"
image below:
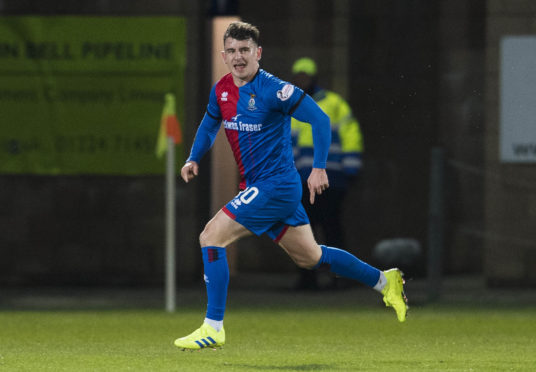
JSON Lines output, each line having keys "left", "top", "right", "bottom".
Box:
{"left": 264, "top": 77, "right": 306, "bottom": 115}
{"left": 262, "top": 73, "right": 330, "bottom": 169}
{"left": 186, "top": 85, "right": 222, "bottom": 163}
{"left": 290, "top": 94, "right": 331, "bottom": 169}
{"left": 206, "top": 84, "right": 222, "bottom": 120}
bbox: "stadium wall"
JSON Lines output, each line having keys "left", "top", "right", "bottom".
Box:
{"left": 0, "top": 0, "right": 209, "bottom": 286}
{"left": 484, "top": 0, "right": 536, "bottom": 286}
{"left": 1, "top": 0, "right": 534, "bottom": 287}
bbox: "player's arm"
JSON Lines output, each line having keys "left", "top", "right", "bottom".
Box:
{"left": 291, "top": 94, "right": 331, "bottom": 204}
{"left": 181, "top": 85, "right": 222, "bottom": 183}
{"left": 181, "top": 111, "right": 221, "bottom": 183}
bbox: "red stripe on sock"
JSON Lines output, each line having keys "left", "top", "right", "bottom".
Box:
{"left": 207, "top": 248, "right": 219, "bottom": 263}
{"left": 208, "top": 249, "right": 214, "bottom": 263}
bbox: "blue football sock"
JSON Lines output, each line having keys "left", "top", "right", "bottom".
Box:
{"left": 315, "top": 245, "right": 380, "bottom": 287}
{"left": 202, "top": 246, "right": 229, "bottom": 321}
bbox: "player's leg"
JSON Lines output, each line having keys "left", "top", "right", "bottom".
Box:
{"left": 278, "top": 224, "right": 408, "bottom": 322}
{"left": 277, "top": 224, "right": 321, "bottom": 268}
{"left": 199, "top": 209, "right": 252, "bottom": 327}
{"left": 174, "top": 210, "right": 252, "bottom": 350}
{"left": 295, "top": 186, "right": 321, "bottom": 290}
{"left": 278, "top": 224, "right": 380, "bottom": 283}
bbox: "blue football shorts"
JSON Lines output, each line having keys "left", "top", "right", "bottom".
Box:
{"left": 222, "top": 171, "right": 310, "bottom": 242}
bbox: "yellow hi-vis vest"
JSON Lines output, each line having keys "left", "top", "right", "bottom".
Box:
{"left": 291, "top": 89, "right": 363, "bottom": 187}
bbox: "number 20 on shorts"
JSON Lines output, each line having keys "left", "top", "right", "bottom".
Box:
{"left": 231, "top": 186, "right": 259, "bottom": 208}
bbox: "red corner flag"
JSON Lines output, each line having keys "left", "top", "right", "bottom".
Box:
{"left": 156, "top": 93, "right": 182, "bottom": 158}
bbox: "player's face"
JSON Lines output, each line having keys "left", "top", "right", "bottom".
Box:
{"left": 222, "top": 37, "right": 262, "bottom": 86}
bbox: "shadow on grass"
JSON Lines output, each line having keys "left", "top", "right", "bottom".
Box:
{"left": 225, "top": 364, "right": 333, "bottom": 371}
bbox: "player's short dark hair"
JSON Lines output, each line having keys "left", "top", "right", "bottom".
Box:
{"left": 223, "top": 21, "right": 260, "bottom": 45}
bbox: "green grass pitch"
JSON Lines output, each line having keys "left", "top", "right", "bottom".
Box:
{"left": 1, "top": 303, "right": 535, "bottom": 371}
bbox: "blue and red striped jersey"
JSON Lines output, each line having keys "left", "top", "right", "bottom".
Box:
{"left": 188, "top": 69, "right": 330, "bottom": 190}
{"left": 208, "top": 69, "right": 305, "bottom": 188}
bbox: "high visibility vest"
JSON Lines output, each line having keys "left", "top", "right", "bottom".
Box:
{"left": 291, "top": 89, "right": 363, "bottom": 188}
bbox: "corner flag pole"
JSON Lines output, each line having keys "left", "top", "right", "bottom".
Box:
{"left": 156, "top": 93, "right": 182, "bottom": 313}
{"left": 165, "top": 135, "right": 176, "bottom": 312}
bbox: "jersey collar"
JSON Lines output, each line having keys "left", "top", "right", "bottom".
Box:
{"left": 240, "top": 67, "right": 261, "bottom": 88}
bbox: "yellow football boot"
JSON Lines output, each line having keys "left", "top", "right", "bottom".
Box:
{"left": 381, "top": 268, "right": 408, "bottom": 322}
{"left": 174, "top": 323, "right": 225, "bottom": 350}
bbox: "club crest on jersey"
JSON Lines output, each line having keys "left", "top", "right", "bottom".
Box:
{"left": 277, "top": 84, "right": 294, "bottom": 101}
{"left": 248, "top": 94, "right": 257, "bottom": 111}
{"left": 221, "top": 91, "right": 228, "bottom": 101}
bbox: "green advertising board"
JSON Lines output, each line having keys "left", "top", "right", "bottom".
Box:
{"left": 0, "top": 16, "right": 186, "bottom": 174}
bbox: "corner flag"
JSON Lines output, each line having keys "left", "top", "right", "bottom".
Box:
{"left": 156, "top": 93, "right": 183, "bottom": 312}
{"left": 156, "top": 93, "right": 182, "bottom": 158}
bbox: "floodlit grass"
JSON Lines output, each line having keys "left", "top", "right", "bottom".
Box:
{"left": 0, "top": 305, "right": 535, "bottom": 371}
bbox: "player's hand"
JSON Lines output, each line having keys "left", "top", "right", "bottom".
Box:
{"left": 307, "top": 168, "right": 329, "bottom": 204}
{"left": 181, "top": 161, "right": 199, "bottom": 183}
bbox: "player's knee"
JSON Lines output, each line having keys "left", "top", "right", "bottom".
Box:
{"left": 199, "top": 224, "right": 213, "bottom": 247}
{"left": 288, "top": 244, "right": 322, "bottom": 269}
{"left": 296, "top": 260, "right": 315, "bottom": 270}
{"left": 294, "top": 255, "right": 319, "bottom": 270}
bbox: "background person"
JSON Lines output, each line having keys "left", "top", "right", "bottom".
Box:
{"left": 291, "top": 57, "right": 364, "bottom": 290}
